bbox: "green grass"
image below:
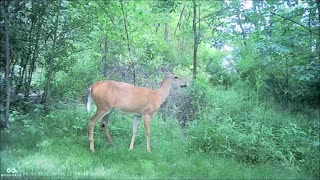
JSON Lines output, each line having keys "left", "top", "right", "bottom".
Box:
{"left": 0, "top": 105, "right": 312, "bottom": 179}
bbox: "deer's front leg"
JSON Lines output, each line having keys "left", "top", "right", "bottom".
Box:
{"left": 143, "top": 114, "right": 152, "bottom": 152}
{"left": 129, "top": 115, "right": 140, "bottom": 151}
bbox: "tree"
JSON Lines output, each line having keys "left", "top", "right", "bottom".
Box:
{"left": 44, "top": 0, "right": 62, "bottom": 113}
{"left": 2, "top": 1, "right": 10, "bottom": 128}
{"left": 192, "top": 0, "right": 198, "bottom": 79}
{"left": 119, "top": 0, "right": 136, "bottom": 84}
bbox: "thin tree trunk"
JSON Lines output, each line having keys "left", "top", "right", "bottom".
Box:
{"left": 18, "top": 31, "right": 33, "bottom": 93}
{"left": 26, "top": 11, "right": 42, "bottom": 96}
{"left": 174, "top": 4, "right": 186, "bottom": 37}
{"left": 183, "top": 10, "right": 191, "bottom": 51}
{"left": 316, "top": 0, "right": 320, "bottom": 61}
{"left": 236, "top": 8, "right": 246, "bottom": 39}
{"left": 119, "top": 0, "right": 136, "bottom": 85}
{"left": 24, "top": 0, "right": 38, "bottom": 96}
{"left": 25, "top": 34, "right": 39, "bottom": 96}
{"left": 155, "top": 23, "right": 160, "bottom": 34}
{"left": 285, "top": 58, "right": 289, "bottom": 109}
{"left": 120, "top": 0, "right": 131, "bottom": 55}
{"left": 198, "top": 3, "right": 200, "bottom": 42}
{"left": 192, "top": 0, "right": 198, "bottom": 79}
{"left": 44, "top": 0, "right": 62, "bottom": 113}
{"left": 3, "top": 2, "right": 10, "bottom": 128}
{"left": 317, "top": 0, "right": 320, "bottom": 34}
{"left": 165, "top": 22, "right": 170, "bottom": 42}
{"left": 103, "top": 36, "right": 109, "bottom": 77}
{"left": 19, "top": 1, "right": 38, "bottom": 94}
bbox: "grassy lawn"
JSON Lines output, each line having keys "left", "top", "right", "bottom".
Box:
{"left": 0, "top": 107, "right": 310, "bottom": 179}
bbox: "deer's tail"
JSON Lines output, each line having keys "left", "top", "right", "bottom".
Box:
{"left": 85, "top": 87, "right": 92, "bottom": 112}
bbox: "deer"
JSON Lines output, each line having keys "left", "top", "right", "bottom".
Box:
{"left": 85, "top": 72, "right": 187, "bottom": 152}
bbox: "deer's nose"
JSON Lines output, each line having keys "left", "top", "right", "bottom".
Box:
{"left": 180, "top": 85, "right": 187, "bottom": 88}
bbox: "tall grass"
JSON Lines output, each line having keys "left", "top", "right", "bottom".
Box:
{"left": 0, "top": 102, "right": 313, "bottom": 179}
{"left": 187, "top": 79, "right": 319, "bottom": 178}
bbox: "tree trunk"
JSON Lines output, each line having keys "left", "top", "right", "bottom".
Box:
{"left": 3, "top": 2, "right": 10, "bottom": 128}
{"left": 285, "top": 58, "right": 289, "bottom": 109}
{"left": 103, "top": 36, "right": 109, "bottom": 77}
{"left": 155, "top": 23, "right": 160, "bottom": 34}
{"left": 192, "top": 0, "right": 198, "bottom": 79}
{"left": 25, "top": 10, "right": 42, "bottom": 96}
{"left": 17, "top": 23, "right": 34, "bottom": 94}
{"left": 44, "top": 0, "right": 62, "bottom": 113}
{"left": 317, "top": 0, "right": 320, "bottom": 34}
{"left": 316, "top": 0, "right": 320, "bottom": 61}
{"left": 236, "top": 7, "right": 245, "bottom": 39}
{"left": 174, "top": 4, "right": 186, "bottom": 37}
{"left": 120, "top": 0, "right": 136, "bottom": 85}
{"left": 165, "top": 22, "right": 170, "bottom": 42}
{"left": 176, "top": 4, "right": 186, "bottom": 51}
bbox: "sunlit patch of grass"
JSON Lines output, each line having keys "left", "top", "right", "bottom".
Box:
{"left": 19, "top": 154, "right": 60, "bottom": 172}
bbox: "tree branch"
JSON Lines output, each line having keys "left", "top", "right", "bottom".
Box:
{"left": 174, "top": 4, "right": 186, "bottom": 37}
{"left": 270, "top": 11, "right": 320, "bottom": 36}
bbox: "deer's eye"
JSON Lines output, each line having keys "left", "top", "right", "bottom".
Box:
{"left": 174, "top": 77, "right": 178, "bottom": 79}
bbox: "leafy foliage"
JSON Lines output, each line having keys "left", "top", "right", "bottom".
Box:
{"left": 187, "top": 79, "right": 319, "bottom": 177}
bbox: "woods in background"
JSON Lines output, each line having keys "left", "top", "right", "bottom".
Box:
{"left": 1, "top": 1, "right": 319, "bottom": 124}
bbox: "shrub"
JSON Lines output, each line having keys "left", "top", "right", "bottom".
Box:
{"left": 187, "top": 80, "right": 319, "bottom": 177}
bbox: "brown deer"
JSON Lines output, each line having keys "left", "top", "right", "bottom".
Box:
{"left": 85, "top": 72, "right": 186, "bottom": 152}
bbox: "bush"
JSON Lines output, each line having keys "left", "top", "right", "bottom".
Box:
{"left": 187, "top": 80, "right": 319, "bottom": 177}
{"left": 53, "top": 56, "right": 105, "bottom": 102}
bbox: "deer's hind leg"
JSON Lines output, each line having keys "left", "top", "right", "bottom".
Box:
{"left": 88, "top": 108, "right": 110, "bottom": 152}
{"left": 101, "top": 112, "right": 113, "bottom": 144}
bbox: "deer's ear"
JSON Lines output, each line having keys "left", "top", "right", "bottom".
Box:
{"left": 159, "top": 66, "right": 169, "bottom": 73}
{"left": 166, "top": 73, "right": 177, "bottom": 79}
{"left": 159, "top": 66, "right": 173, "bottom": 74}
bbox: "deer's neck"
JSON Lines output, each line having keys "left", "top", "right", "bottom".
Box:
{"left": 157, "top": 78, "right": 171, "bottom": 104}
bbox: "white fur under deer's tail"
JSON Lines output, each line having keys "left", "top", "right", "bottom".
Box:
{"left": 85, "top": 87, "right": 92, "bottom": 112}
